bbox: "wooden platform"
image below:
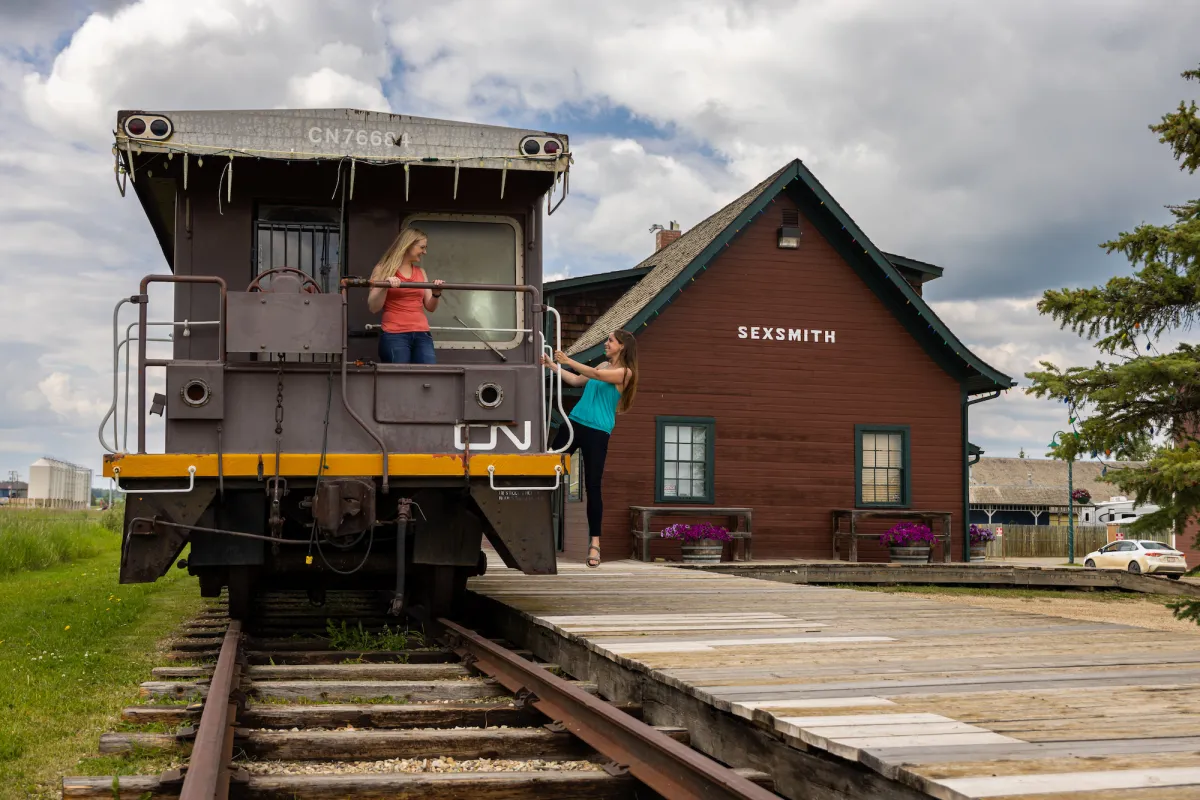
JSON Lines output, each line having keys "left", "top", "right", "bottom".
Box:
{"left": 682, "top": 560, "right": 1200, "bottom": 598}
{"left": 470, "top": 556, "right": 1200, "bottom": 800}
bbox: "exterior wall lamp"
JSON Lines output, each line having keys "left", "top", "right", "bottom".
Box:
{"left": 778, "top": 208, "right": 801, "bottom": 249}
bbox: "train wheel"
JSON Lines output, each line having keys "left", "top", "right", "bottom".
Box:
{"left": 226, "top": 565, "right": 254, "bottom": 620}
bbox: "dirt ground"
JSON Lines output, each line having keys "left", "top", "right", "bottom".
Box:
{"left": 901, "top": 591, "right": 1200, "bottom": 636}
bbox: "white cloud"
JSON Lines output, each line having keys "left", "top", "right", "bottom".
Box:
{"left": 38, "top": 372, "right": 108, "bottom": 419}
{"left": 0, "top": 0, "right": 1196, "bottom": 480}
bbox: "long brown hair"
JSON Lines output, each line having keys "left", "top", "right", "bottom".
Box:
{"left": 370, "top": 227, "right": 426, "bottom": 281}
{"left": 612, "top": 330, "right": 639, "bottom": 414}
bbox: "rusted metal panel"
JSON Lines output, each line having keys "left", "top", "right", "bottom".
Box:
{"left": 471, "top": 486, "right": 557, "bottom": 574}
{"left": 119, "top": 484, "right": 217, "bottom": 583}
{"left": 373, "top": 371, "right": 462, "bottom": 424}
{"left": 225, "top": 292, "right": 343, "bottom": 355}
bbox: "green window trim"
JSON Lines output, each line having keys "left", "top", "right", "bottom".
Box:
{"left": 855, "top": 424, "right": 911, "bottom": 508}
{"left": 655, "top": 416, "right": 716, "bottom": 504}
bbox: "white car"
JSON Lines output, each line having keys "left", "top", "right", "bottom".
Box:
{"left": 1083, "top": 539, "right": 1188, "bottom": 578}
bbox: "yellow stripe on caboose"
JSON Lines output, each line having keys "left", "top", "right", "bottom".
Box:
{"left": 102, "top": 452, "right": 570, "bottom": 479}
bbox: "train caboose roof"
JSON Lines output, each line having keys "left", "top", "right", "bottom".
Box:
{"left": 113, "top": 107, "right": 570, "bottom": 172}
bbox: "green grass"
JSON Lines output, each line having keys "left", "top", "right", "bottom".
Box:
{"left": 324, "top": 619, "right": 416, "bottom": 652}
{"left": 0, "top": 529, "right": 203, "bottom": 799}
{"left": 0, "top": 511, "right": 111, "bottom": 576}
{"left": 835, "top": 583, "right": 1171, "bottom": 603}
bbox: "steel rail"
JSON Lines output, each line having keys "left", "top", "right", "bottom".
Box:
{"left": 179, "top": 619, "right": 242, "bottom": 800}
{"left": 439, "top": 618, "right": 778, "bottom": 800}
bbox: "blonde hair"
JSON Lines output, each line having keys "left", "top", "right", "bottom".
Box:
{"left": 370, "top": 227, "right": 427, "bottom": 281}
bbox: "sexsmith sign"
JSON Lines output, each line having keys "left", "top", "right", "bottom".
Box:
{"left": 737, "top": 326, "right": 836, "bottom": 343}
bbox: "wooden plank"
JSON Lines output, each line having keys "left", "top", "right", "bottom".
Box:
{"left": 151, "top": 664, "right": 472, "bottom": 680}
{"left": 140, "top": 678, "right": 509, "bottom": 702}
{"left": 468, "top": 557, "right": 1200, "bottom": 800}
{"left": 98, "top": 726, "right": 691, "bottom": 760}
{"left": 599, "top": 635, "right": 895, "bottom": 655}
{"left": 62, "top": 771, "right": 634, "bottom": 799}
{"left": 246, "top": 649, "right": 457, "bottom": 665}
{"left": 937, "top": 766, "right": 1200, "bottom": 798}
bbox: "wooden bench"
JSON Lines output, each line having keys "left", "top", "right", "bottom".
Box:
{"left": 630, "top": 506, "right": 753, "bottom": 563}
{"left": 831, "top": 509, "right": 953, "bottom": 563}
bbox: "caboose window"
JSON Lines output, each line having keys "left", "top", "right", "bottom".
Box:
{"left": 403, "top": 214, "right": 524, "bottom": 350}
{"left": 855, "top": 424, "right": 911, "bottom": 507}
{"left": 655, "top": 417, "right": 715, "bottom": 504}
{"left": 253, "top": 205, "right": 341, "bottom": 293}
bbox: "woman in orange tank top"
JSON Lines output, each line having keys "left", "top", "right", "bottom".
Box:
{"left": 367, "top": 227, "right": 445, "bottom": 364}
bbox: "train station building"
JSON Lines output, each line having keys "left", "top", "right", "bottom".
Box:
{"left": 547, "top": 159, "right": 1014, "bottom": 563}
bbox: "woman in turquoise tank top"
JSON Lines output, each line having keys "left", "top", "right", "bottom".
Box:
{"left": 542, "top": 330, "right": 639, "bottom": 568}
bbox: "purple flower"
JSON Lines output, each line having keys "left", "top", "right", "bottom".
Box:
{"left": 879, "top": 522, "right": 936, "bottom": 546}
{"left": 969, "top": 524, "right": 996, "bottom": 544}
{"left": 660, "top": 523, "right": 732, "bottom": 542}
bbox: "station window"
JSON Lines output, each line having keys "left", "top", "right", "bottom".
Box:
{"left": 655, "top": 417, "right": 715, "bottom": 504}
{"left": 855, "top": 425, "right": 910, "bottom": 507}
{"left": 253, "top": 205, "right": 341, "bottom": 293}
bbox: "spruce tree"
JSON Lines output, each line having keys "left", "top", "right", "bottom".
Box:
{"left": 1026, "top": 65, "right": 1200, "bottom": 621}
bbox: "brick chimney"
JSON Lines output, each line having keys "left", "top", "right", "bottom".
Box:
{"left": 653, "top": 220, "right": 682, "bottom": 252}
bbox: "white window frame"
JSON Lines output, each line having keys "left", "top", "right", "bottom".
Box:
{"left": 402, "top": 213, "right": 525, "bottom": 350}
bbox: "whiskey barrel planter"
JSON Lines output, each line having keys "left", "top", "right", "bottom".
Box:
{"left": 888, "top": 545, "right": 931, "bottom": 565}
{"left": 970, "top": 544, "right": 988, "bottom": 562}
{"left": 681, "top": 539, "right": 723, "bottom": 564}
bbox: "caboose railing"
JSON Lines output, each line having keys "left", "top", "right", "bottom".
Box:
{"left": 102, "top": 276, "right": 571, "bottom": 486}
{"left": 339, "top": 278, "right": 551, "bottom": 493}
{"left": 137, "top": 276, "right": 227, "bottom": 454}
{"left": 100, "top": 276, "right": 227, "bottom": 456}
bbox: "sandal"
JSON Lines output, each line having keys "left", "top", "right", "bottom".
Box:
{"left": 586, "top": 545, "right": 601, "bottom": 569}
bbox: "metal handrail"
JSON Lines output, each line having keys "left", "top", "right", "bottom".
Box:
{"left": 136, "top": 276, "right": 227, "bottom": 453}
{"left": 487, "top": 463, "right": 561, "bottom": 491}
{"left": 339, "top": 279, "right": 544, "bottom": 493}
{"left": 99, "top": 297, "right": 133, "bottom": 454}
{"left": 121, "top": 321, "right": 222, "bottom": 451}
{"left": 112, "top": 465, "right": 196, "bottom": 494}
{"left": 544, "top": 305, "right": 575, "bottom": 454}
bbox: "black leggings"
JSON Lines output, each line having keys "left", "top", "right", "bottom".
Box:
{"left": 552, "top": 421, "right": 610, "bottom": 540}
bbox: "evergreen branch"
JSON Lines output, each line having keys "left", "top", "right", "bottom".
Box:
{"left": 1151, "top": 66, "right": 1200, "bottom": 173}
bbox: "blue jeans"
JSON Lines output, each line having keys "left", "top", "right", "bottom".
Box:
{"left": 379, "top": 331, "right": 436, "bottom": 364}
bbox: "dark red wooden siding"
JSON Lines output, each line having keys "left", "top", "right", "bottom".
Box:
{"left": 566, "top": 192, "right": 965, "bottom": 562}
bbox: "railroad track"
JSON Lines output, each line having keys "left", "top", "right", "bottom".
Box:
{"left": 62, "top": 591, "right": 779, "bottom": 799}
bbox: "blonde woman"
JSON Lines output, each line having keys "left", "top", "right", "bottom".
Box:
{"left": 541, "top": 330, "right": 639, "bottom": 567}
{"left": 367, "top": 227, "right": 445, "bottom": 364}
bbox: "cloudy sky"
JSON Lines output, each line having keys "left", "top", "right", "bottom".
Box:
{"left": 0, "top": 0, "right": 1196, "bottom": 485}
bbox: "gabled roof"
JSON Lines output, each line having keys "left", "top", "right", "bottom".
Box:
{"left": 568, "top": 159, "right": 1014, "bottom": 395}
{"left": 885, "top": 252, "right": 944, "bottom": 283}
{"left": 545, "top": 265, "right": 654, "bottom": 295}
{"left": 969, "top": 457, "right": 1143, "bottom": 507}
{"left": 569, "top": 166, "right": 787, "bottom": 355}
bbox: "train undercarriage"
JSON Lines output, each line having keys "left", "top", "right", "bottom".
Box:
{"left": 116, "top": 467, "right": 563, "bottom": 622}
